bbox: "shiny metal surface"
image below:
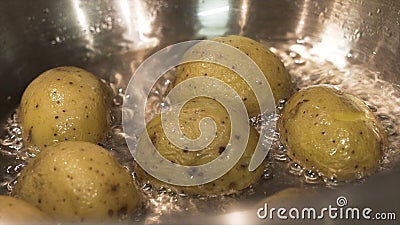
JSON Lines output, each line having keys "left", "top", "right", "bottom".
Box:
{"left": 0, "top": 0, "right": 399, "bottom": 224}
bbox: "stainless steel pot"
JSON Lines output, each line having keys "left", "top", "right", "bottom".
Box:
{"left": 0, "top": 0, "right": 399, "bottom": 224}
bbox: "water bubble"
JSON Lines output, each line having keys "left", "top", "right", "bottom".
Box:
{"left": 376, "top": 8, "right": 381, "bottom": 14}
{"left": 294, "top": 59, "right": 306, "bottom": 66}
{"left": 262, "top": 167, "right": 273, "bottom": 180}
{"left": 368, "top": 11, "right": 373, "bottom": 16}
{"left": 303, "top": 170, "right": 321, "bottom": 184}
{"left": 289, "top": 162, "right": 303, "bottom": 176}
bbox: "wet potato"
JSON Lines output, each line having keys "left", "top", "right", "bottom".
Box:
{"left": 0, "top": 196, "right": 52, "bottom": 225}
{"left": 134, "top": 97, "right": 266, "bottom": 195}
{"left": 278, "top": 85, "right": 386, "bottom": 181}
{"left": 19, "top": 66, "right": 112, "bottom": 152}
{"left": 12, "top": 141, "right": 141, "bottom": 223}
{"left": 175, "top": 35, "right": 293, "bottom": 117}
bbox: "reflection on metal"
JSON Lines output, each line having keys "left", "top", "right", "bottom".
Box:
{"left": 197, "top": 0, "right": 230, "bottom": 36}
{"left": 72, "top": 0, "right": 94, "bottom": 49}
{"left": 118, "top": 0, "right": 159, "bottom": 49}
{"left": 238, "top": 0, "right": 250, "bottom": 35}
{"left": 295, "top": 0, "right": 311, "bottom": 36}
{"left": 310, "top": 23, "right": 350, "bottom": 68}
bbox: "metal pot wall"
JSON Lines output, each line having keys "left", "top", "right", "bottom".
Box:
{"left": 0, "top": 0, "right": 399, "bottom": 224}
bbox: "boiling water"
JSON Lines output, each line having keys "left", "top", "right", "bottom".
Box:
{"left": 0, "top": 37, "right": 399, "bottom": 222}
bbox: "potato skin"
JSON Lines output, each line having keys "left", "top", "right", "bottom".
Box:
{"left": 278, "top": 85, "right": 386, "bottom": 181}
{"left": 175, "top": 35, "right": 293, "bottom": 116}
{"left": 12, "top": 141, "right": 141, "bottom": 223}
{"left": 19, "top": 66, "right": 111, "bottom": 151}
{"left": 134, "top": 97, "right": 266, "bottom": 195}
{"left": 0, "top": 196, "right": 52, "bottom": 225}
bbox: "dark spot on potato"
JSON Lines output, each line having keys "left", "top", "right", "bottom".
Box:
{"left": 89, "top": 167, "right": 93, "bottom": 170}
{"left": 55, "top": 116, "right": 59, "bottom": 119}
{"left": 321, "top": 131, "right": 325, "bottom": 135}
{"left": 354, "top": 165, "right": 359, "bottom": 169}
{"left": 242, "top": 97, "right": 247, "bottom": 101}
{"left": 108, "top": 209, "right": 114, "bottom": 217}
{"left": 57, "top": 100, "right": 60, "bottom": 104}
{"left": 38, "top": 199, "right": 42, "bottom": 204}
{"left": 110, "top": 184, "right": 119, "bottom": 192}
{"left": 53, "top": 133, "right": 57, "bottom": 136}
{"left": 53, "top": 167, "right": 57, "bottom": 171}
{"left": 351, "top": 150, "right": 355, "bottom": 154}
{"left": 62, "top": 109, "right": 66, "bottom": 112}
{"left": 359, "top": 131, "right": 363, "bottom": 135}
{"left": 204, "top": 73, "right": 207, "bottom": 76}
{"left": 35, "top": 104, "right": 39, "bottom": 108}
{"left": 332, "top": 140, "right": 336, "bottom": 143}
{"left": 218, "top": 146, "right": 226, "bottom": 154}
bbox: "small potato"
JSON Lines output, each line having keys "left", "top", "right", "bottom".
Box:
{"left": 175, "top": 35, "right": 293, "bottom": 116}
{"left": 19, "top": 66, "right": 111, "bottom": 151}
{"left": 13, "top": 141, "right": 141, "bottom": 223}
{"left": 0, "top": 195, "right": 52, "bottom": 225}
{"left": 278, "top": 85, "right": 386, "bottom": 181}
{"left": 134, "top": 97, "right": 266, "bottom": 195}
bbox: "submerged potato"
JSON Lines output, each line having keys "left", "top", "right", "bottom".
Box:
{"left": 175, "top": 35, "right": 293, "bottom": 116}
{"left": 13, "top": 141, "right": 141, "bottom": 223}
{"left": 278, "top": 85, "right": 386, "bottom": 181}
{"left": 0, "top": 196, "right": 51, "bottom": 225}
{"left": 19, "top": 66, "right": 111, "bottom": 151}
{"left": 134, "top": 97, "right": 266, "bottom": 195}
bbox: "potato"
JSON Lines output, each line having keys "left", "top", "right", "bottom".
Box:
{"left": 278, "top": 85, "right": 386, "bottom": 181}
{"left": 0, "top": 195, "right": 52, "bottom": 225}
{"left": 19, "top": 66, "right": 111, "bottom": 151}
{"left": 134, "top": 97, "right": 266, "bottom": 195}
{"left": 12, "top": 141, "right": 141, "bottom": 223}
{"left": 175, "top": 35, "right": 293, "bottom": 116}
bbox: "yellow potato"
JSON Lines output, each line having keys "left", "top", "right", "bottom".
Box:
{"left": 13, "top": 141, "right": 141, "bottom": 223}
{"left": 19, "top": 66, "right": 112, "bottom": 151}
{"left": 0, "top": 195, "right": 52, "bottom": 225}
{"left": 278, "top": 85, "right": 386, "bottom": 181}
{"left": 175, "top": 35, "right": 293, "bottom": 116}
{"left": 134, "top": 97, "right": 266, "bottom": 195}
